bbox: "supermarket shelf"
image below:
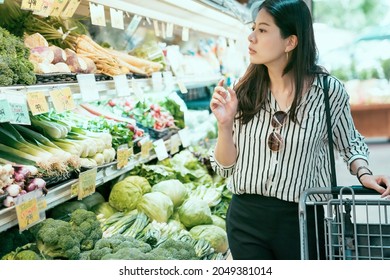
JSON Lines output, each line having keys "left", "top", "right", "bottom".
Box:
{"left": 0, "top": 75, "right": 220, "bottom": 99}
{"left": 78, "top": 0, "right": 249, "bottom": 40}
{"left": 0, "top": 137, "right": 174, "bottom": 233}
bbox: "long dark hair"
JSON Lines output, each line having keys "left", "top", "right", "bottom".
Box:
{"left": 235, "top": 0, "right": 326, "bottom": 124}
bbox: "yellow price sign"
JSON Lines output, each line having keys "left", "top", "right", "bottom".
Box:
{"left": 21, "top": 0, "right": 44, "bottom": 11}
{"left": 78, "top": 168, "right": 97, "bottom": 200}
{"left": 70, "top": 182, "right": 79, "bottom": 198}
{"left": 15, "top": 197, "right": 40, "bottom": 232}
{"left": 141, "top": 140, "right": 153, "bottom": 159}
{"left": 50, "top": 87, "right": 75, "bottom": 113}
{"left": 50, "top": 0, "right": 69, "bottom": 16}
{"left": 27, "top": 91, "right": 49, "bottom": 115}
{"left": 117, "top": 145, "right": 129, "bottom": 169}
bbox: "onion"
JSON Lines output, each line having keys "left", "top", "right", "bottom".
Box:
{"left": 3, "top": 196, "right": 15, "bottom": 207}
{"left": 25, "top": 178, "right": 47, "bottom": 193}
{"left": 13, "top": 166, "right": 32, "bottom": 182}
{"left": 5, "top": 184, "right": 21, "bottom": 197}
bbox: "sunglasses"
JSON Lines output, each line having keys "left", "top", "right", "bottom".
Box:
{"left": 268, "top": 111, "right": 288, "bottom": 151}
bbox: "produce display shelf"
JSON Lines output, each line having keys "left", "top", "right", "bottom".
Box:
{"left": 0, "top": 138, "right": 173, "bottom": 233}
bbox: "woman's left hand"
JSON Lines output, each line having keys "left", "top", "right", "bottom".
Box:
{"left": 359, "top": 174, "right": 390, "bottom": 198}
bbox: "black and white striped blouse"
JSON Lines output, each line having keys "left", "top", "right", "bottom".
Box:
{"left": 210, "top": 74, "right": 369, "bottom": 202}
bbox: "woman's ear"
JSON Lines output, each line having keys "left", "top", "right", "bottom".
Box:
{"left": 285, "top": 35, "right": 298, "bottom": 52}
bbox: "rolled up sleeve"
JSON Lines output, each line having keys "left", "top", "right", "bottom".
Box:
{"left": 209, "top": 150, "right": 236, "bottom": 178}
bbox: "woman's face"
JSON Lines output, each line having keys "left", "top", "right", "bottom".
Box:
{"left": 248, "top": 9, "right": 289, "bottom": 66}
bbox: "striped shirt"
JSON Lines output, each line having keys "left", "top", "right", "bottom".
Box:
{"left": 210, "top": 74, "right": 369, "bottom": 202}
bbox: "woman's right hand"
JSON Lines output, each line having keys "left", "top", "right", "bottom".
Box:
{"left": 210, "top": 79, "right": 238, "bottom": 127}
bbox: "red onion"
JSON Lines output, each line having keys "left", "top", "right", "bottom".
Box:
{"left": 25, "top": 178, "right": 47, "bottom": 193}
{"left": 5, "top": 184, "right": 21, "bottom": 197}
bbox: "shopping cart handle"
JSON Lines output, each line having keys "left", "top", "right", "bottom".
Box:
{"left": 331, "top": 185, "right": 380, "bottom": 195}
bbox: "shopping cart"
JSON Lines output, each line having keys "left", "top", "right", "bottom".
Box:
{"left": 299, "top": 185, "right": 390, "bottom": 260}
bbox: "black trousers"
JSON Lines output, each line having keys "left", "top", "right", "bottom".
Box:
{"left": 226, "top": 194, "right": 325, "bottom": 260}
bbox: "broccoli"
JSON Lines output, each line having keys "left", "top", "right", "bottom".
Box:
{"left": 1, "top": 243, "right": 42, "bottom": 260}
{"left": 0, "top": 57, "right": 14, "bottom": 86}
{"left": 14, "top": 250, "right": 42, "bottom": 260}
{"left": 0, "top": 226, "right": 35, "bottom": 258}
{"left": 80, "top": 234, "right": 152, "bottom": 260}
{"left": 146, "top": 239, "right": 198, "bottom": 260}
{"left": 69, "top": 209, "right": 103, "bottom": 251}
{"left": 30, "top": 218, "right": 81, "bottom": 260}
{"left": 0, "top": 26, "right": 35, "bottom": 86}
{"left": 101, "top": 247, "right": 149, "bottom": 260}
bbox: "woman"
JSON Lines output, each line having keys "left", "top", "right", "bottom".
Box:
{"left": 210, "top": 0, "right": 390, "bottom": 260}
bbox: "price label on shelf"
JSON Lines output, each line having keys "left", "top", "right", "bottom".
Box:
{"left": 15, "top": 190, "right": 46, "bottom": 232}
{"left": 50, "top": 0, "right": 70, "bottom": 17}
{"left": 0, "top": 99, "right": 12, "bottom": 123}
{"left": 117, "top": 144, "right": 130, "bottom": 169}
{"left": 141, "top": 140, "right": 153, "bottom": 159}
{"left": 170, "top": 133, "right": 181, "bottom": 155}
{"left": 126, "top": 14, "right": 142, "bottom": 36}
{"left": 21, "top": 0, "right": 44, "bottom": 11}
{"left": 50, "top": 87, "right": 75, "bottom": 113}
{"left": 90, "top": 2, "right": 106, "bottom": 26}
{"left": 33, "top": 0, "right": 55, "bottom": 17}
{"left": 77, "top": 74, "right": 100, "bottom": 102}
{"left": 178, "top": 128, "right": 191, "bottom": 148}
{"left": 166, "top": 23, "right": 174, "bottom": 38}
{"left": 61, "top": 0, "right": 81, "bottom": 18}
{"left": 114, "top": 74, "right": 130, "bottom": 96}
{"left": 177, "top": 80, "right": 188, "bottom": 94}
{"left": 182, "top": 27, "right": 189, "bottom": 41}
{"left": 153, "top": 20, "right": 160, "bottom": 37}
{"left": 153, "top": 139, "right": 168, "bottom": 161}
{"left": 78, "top": 168, "right": 97, "bottom": 200}
{"left": 110, "top": 8, "right": 124, "bottom": 30}
{"left": 26, "top": 91, "right": 49, "bottom": 115}
{"left": 131, "top": 78, "right": 144, "bottom": 98}
{"left": 7, "top": 94, "right": 31, "bottom": 125}
{"left": 70, "top": 182, "right": 79, "bottom": 198}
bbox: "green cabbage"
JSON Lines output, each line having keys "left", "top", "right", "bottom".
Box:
{"left": 211, "top": 215, "right": 226, "bottom": 230}
{"left": 189, "top": 224, "right": 228, "bottom": 253}
{"left": 108, "top": 179, "right": 143, "bottom": 212}
{"left": 137, "top": 192, "right": 174, "bottom": 223}
{"left": 178, "top": 198, "right": 213, "bottom": 228}
{"left": 151, "top": 179, "right": 188, "bottom": 208}
{"left": 122, "top": 175, "right": 151, "bottom": 194}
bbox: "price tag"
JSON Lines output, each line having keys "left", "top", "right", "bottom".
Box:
{"left": 166, "top": 23, "right": 174, "bottom": 38}
{"left": 177, "top": 80, "right": 188, "bottom": 94}
{"left": 26, "top": 91, "right": 49, "bottom": 115}
{"left": 15, "top": 190, "right": 45, "bottom": 232}
{"left": 153, "top": 139, "right": 168, "bottom": 161}
{"left": 50, "top": 0, "right": 69, "bottom": 16}
{"left": 161, "top": 22, "right": 166, "bottom": 39}
{"left": 78, "top": 168, "right": 97, "bottom": 200}
{"left": 182, "top": 27, "right": 189, "bottom": 41}
{"left": 37, "top": 198, "right": 47, "bottom": 210}
{"left": 21, "top": 0, "right": 44, "bottom": 11}
{"left": 178, "top": 128, "right": 191, "bottom": 148}
{"left": 61, "top": 0, "right": 80, "bottom": 18}
{"left": 33, "top": 0, "right": 55, "bottom": 17}
{"left": 131, "top": 78, "right": 143, "bottom": 98}
{"left": 90, "top": 2, "right": 106, "bottom": 27}
{"left": 49, "top": 87, "right": 75, "bottom": 113}
{"left": 170, "top": 133, "right": 181, "bottom": 155}
{"left": 153, "top": 20, "right": 160, "bottom": 37}
{"left": 77, "top": 74, "right": 100, "bottom": 102}
{"left": 110, "top": 8, "right": 124, "bottom": 30}
{"left": 114, "top": 74, "right": 130, "bottom": 96}
{"left": 0, "top": 99, "right": 12, "bottom": 123}
{"left": 126, "top": 14, "right": 142, "bottom": 36}
{"left": 70, "top": 182, "right": 79, "bottom": 198}
{"left": 141, "top": 140, "right": 153, "bottom": 159}
{"left": 117, "top": 144, "right": 129, "bottom": 169}
{"left": 7, "top": 94, "right": 31, "bottom": 125}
